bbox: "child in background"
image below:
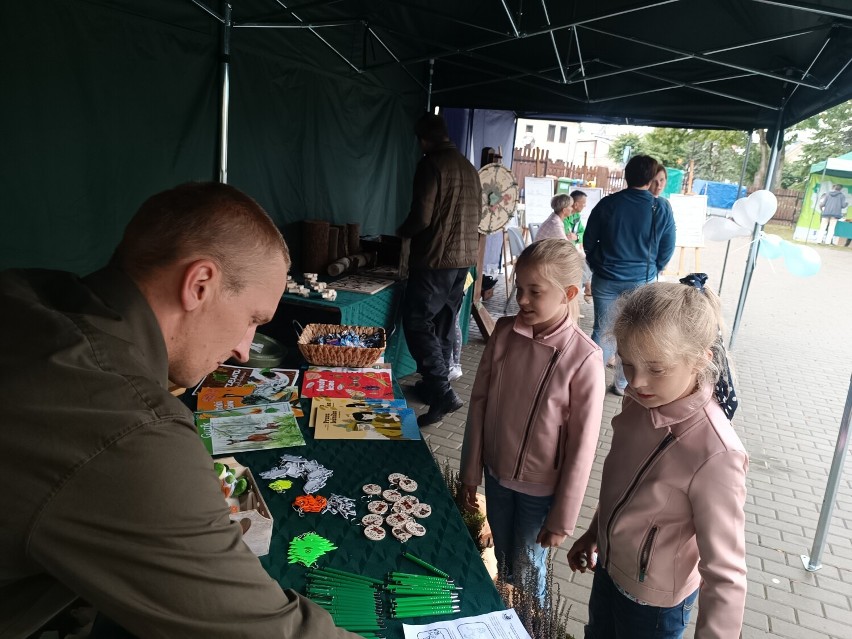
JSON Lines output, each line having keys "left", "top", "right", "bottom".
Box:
{"left": 460, "top": 238, "right": 605, "bottom": 601}
{"left": 567, "top": 274, "right": 748, "bottom": 639}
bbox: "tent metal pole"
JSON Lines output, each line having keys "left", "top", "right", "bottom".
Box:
{"left": 729, "top": 123, "right": 783, "bottom": 349}
{"left": 802, "top": 374, "right": 852, "bottom": 572}
{"left": 219, "top": 2, "right": 232, "bottom": 184}
{"left": 808, "top": 165, "right": 829, "bottom": 244}
{"left": 426, "top": 59, "right": 434, "bottom": 111}
{"left": 719, "top": 129, "right": 753, "bottom": 294}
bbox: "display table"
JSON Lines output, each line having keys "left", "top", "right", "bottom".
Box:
{"left": 230, "top": 388, "right": 503, "bottom": 637}
{"left": 264, "top": 274, "right": 474, "bottom": 377}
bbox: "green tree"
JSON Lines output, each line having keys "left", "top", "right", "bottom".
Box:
{"left": 607, "top": 133, "right": 647, "bottom": 164}
{"left": 781, "top": 100, "right": 852, "bottom": 189}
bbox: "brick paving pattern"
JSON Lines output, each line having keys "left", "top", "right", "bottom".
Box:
{"left": 401, "top": 236, "right": 852, "bottom": 638}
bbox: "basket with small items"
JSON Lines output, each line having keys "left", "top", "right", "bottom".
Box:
{"left": 297, "top": 323, "right": 386, "bottom": 367}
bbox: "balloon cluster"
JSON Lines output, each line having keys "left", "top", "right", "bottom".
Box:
{"left": 703, "top": 189, "right": 822, "bottom": 278}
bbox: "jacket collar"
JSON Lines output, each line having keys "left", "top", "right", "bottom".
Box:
{"left": 427, "top": 140, "right": 457, "bottom": 154}
{"left": 82, "top": 265, "right": 170, "bottom": 388}
{"left": 626, "top": 382, "right": 714, "bottom": 431}
{"left": 511, "top": 312, "right": 575, "bottom": 343}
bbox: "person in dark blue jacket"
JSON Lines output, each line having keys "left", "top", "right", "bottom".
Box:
{"left": 583, "top": 156, "right": 676, "bottom": 395}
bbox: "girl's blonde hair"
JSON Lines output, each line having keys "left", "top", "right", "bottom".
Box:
{"left": 609, "top": 281, "right": 730, "bottom": 386}
{"left": 515, "top": 238, "right": 584, "bottom": 320}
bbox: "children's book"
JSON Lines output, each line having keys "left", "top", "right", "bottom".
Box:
{"left": 193, "top": 365, "right": 300, "bottom": 397}
{"left": 313, "top": 403, "right": 420, "bottom": 441}
{"left": 308, "top": 397, "right": 408, "bottom": 428}
{"left": 195, "top": 402, "right": 306, "bottom": 455}
{"left": 196, "top": 385, "right": 304, "bottom": 418}
{"left": 301, "top": 365, "right": 394, "bottom": 400}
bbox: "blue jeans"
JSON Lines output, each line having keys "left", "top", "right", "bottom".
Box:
{"left": 484, "top": 472, "right": 553, "bottom": 603}
{"left": 590, "top": 275, "right": 651, "bottom": 391}
{"left": 585, "top": 566, "right": 698, "bottom": 639}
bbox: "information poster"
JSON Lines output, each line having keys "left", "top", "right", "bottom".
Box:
{"left": 523, "top": 176, "right": 555, "bottom": 224}
{"left": 669, "top": 194, "right": 707, "bottom": 248}
{"left": 576, "top": 186, "right": 604, "bottom": 226}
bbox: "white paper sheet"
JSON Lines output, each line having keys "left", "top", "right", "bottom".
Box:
{"left": 402, "top": 609, "right": 532, "bottom": 639}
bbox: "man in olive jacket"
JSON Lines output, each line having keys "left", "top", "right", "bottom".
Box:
{"left": 397, "top": 113, "right": 481, "bottom": 427}
{"left": 0, "top": 183, "right": 358, "bottom": 639}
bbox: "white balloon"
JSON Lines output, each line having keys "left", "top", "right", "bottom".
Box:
{"left": 748, "top": 190, "right": 778, "bottom": 225}
{"left": 731, "top": 197, "right": 757, "bottom": 229}
{"left": 704, "top": 216, "right": 750, "bottom": 242}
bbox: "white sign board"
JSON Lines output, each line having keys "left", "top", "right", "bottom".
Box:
{"left": 575, "top": 187, "right": 604, "bottom": 227}
{"left": 523, "top": 176, "right": 555, "bottom": 224}
{"left": 669, "top": 194, "right": 707, "bottom": 248}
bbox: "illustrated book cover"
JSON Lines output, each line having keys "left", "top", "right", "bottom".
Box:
{"left": 308, "top": 397, "right": 408, "bottom": 428}
{"left": 301, "top": 365, "right": 394, "bottom": 400}
{"left": 313, "top": 403, "right": 420, "bottom": 441}
{"left": 195, "top": 402, "right": 305, "bottom": 455}
{"left": 192, "top": 365, "right": 299, "bottom": 397}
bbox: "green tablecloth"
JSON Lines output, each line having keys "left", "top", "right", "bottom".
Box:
{"left": 231, "top": 391, "right": 503, "bottom": 637}
{"left": 267, "top": 273, "right": 474, "bottom": 378}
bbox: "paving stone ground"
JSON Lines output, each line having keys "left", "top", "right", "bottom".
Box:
{"left": 401, "top": 233, "right": 852, "bottom": 638}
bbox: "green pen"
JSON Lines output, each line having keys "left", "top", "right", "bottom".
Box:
{"left": 392, "top": 607, "right": 460, "bottom": 619}
{"left": 314, "top": 567, "right": 384, "bottom": 585}
{"left": 401, "top": 552, "right": 450, "bottom": 579}
{"left": 393, "top": 597, "right": 460, "bottom": 608}
{"left": 389, "top": 572, "right": 454, "bottom": 582}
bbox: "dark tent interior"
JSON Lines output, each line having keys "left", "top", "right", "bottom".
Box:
{"left": 4, "top": 0, "right": 851, "bottom": 274}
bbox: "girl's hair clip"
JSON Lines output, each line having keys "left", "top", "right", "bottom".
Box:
{"left": 679, "top": 273, "right": 708, "bottom": 291}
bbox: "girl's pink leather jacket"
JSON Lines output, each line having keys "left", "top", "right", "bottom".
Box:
{"left": 596, "top": 383, "right": 748, "bottom": 638}
{"left": 461, "top": 314, "right": 604, "bottom": 535}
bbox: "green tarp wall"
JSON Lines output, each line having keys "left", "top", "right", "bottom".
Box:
{"left": 2, "top": 1, "right": 422, "bottom": 274}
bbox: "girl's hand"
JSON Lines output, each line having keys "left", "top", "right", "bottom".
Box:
{"left": 567, "top": 530, "right": 599, "bottom": 573}
{"left": 461, "top": 484, "right": 480, "bottom": 512}
{"left": 536, "top": 528, "right": 568, "bottom": 548}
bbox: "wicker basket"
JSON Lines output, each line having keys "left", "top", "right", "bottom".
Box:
{"left": 297, "top": 323, "right": 386, "bottom": 367}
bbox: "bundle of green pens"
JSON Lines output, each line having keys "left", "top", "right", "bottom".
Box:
{"left": 305, "top": 567, "right": 385, "bottom": 637}
{"left": 384, "top": 552, "right": 462, "bottom": 620}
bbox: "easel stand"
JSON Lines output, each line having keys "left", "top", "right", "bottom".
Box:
{"left": 665, "top": 245, "right": 702, "bottom": 276}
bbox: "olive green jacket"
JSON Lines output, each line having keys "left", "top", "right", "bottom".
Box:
{"left": 0, "top": 266, "right": 356, "bottom": 639}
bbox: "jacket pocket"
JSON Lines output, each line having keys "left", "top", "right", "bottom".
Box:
{"left": 638, "top": 525, "right": 658, "bottom": 583}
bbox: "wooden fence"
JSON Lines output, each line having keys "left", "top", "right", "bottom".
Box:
{"left": 512, "top": 148, "right": 624, "bottom": 197}
{"left": 746, "top": 187, "right": 803, "bottom": 227}
{"left": 513, "top": 147, "right": 803, "bottom": 225}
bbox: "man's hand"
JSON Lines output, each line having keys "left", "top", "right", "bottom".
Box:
{"left": 461, "top": 484, "right": 480, "bottom": 512}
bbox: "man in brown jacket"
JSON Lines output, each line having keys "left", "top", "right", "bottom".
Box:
{"left": 397, "top": 113, "right": 481, "bottom": 427}
{"left": 0, "top": 183, "right": 358, "bottom": 638}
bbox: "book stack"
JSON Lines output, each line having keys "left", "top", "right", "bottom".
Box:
{"left": 193, "top": 365, "right": 307, "bottom": 455}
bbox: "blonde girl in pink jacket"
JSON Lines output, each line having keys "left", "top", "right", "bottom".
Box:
{"left": 568, "top": 275, "right": 748, "bottom": 639}
{"left": 461, "top": 238, "right": 605, "bottom": 603}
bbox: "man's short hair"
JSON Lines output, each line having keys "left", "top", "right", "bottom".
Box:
{"left": 834, "top": 184, "right": 843, "bottom": 190}
{"left": 414, "top": 113, "right": 449, "bottom": 144}
{"left": 112, "top": 182, "right": 289, "bottom": 293}
{"left": 624, "top": 155, "right": 660, "bottom": 188}
{"left": 569, "top": 190, "right": 587, "bottom": 201}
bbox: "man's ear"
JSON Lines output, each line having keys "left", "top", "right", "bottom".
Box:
{"left": 179, "top": 259, "right": 218, "bottom": 312}
{"left": 565, "top": 284, "right": 579, "bottom": 302}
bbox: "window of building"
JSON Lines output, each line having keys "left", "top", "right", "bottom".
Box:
{"left": 525, "top": 125, "right": 533, "bottom": 133}
{"left": 547, "top": 125, "right": 556, "bottom": 142}
{"left": 559, "top": 126, "right": 567, "bottom": 143}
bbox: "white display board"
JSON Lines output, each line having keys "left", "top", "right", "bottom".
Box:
{"left": 523, "top": 176, "right": 555, "bottom": 224}
{"left": 669, "top": 194, "right": 707, "bottom": 248}
{"left": 576, "top": 187, "right": 604, "bottom": 226}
